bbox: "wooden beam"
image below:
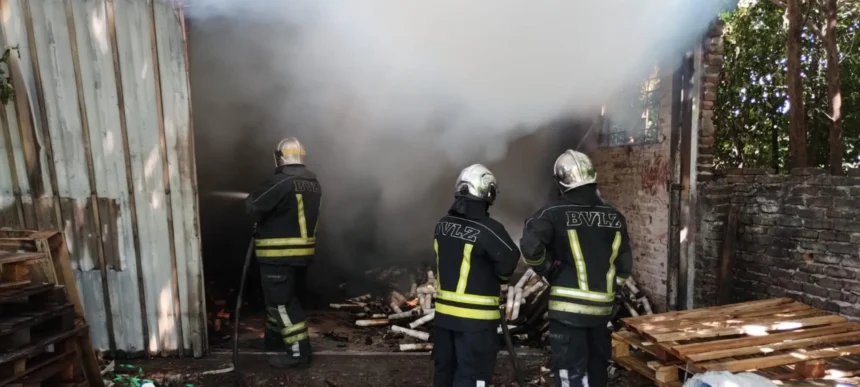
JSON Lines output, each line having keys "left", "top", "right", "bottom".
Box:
{"left": 717, "top": 205, "right": 739, "bottom": 305}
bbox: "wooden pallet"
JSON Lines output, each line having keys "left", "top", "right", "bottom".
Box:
{"left": 0, "top": 231, "right": 103, "bottom": 387}
{"left": 614, "top": 298, "right": 860, "bottom": 382}
{"left": 0, "top": 325, "right": 88, "bottom": 387}
{"left": 0, "top": 304, "right": 75, "bottom": 352}
{"left": 0, "top": 284, "right": 64, "bottom": 306}
{"left": 612, "top": 332, "right": 686, "bottom": 387}
{"left": 0, "top": 253, "right": 48, "bottom": 289}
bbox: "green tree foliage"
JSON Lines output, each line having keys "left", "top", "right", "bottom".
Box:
{"left": 715, "top": 0, "right": 860, "bottom": 171}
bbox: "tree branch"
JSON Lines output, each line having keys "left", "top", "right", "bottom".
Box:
{"left": 801, "top": 0, "right": 825, "bottom": 39}
{"left": 772, "top": 0, "right": 825, "bottom": 39}
{"left": 768, "top": 0, "right": 787, "bottom": 9}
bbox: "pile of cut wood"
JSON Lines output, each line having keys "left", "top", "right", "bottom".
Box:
{"left": 332, "top": 264, "right": 655, "bottom": 351}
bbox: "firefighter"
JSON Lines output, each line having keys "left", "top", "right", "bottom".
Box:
{"left": 245, "top": 137, "right": 322, "bottom": 369}
{"left": 520, "top": 150, "right": 632, "bottom": 387}
{"left": 432, "top": 164, "right": 521, "bottom": 387}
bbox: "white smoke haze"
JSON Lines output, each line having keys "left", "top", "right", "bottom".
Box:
{"left": 187, "top": 0, "right": 722, "bottom": 278}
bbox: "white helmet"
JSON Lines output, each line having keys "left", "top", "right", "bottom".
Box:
{"left": 454, "top": 164, "right": 498, "bottom": 205}
{"left": 274, "top": 137, "right": 306, "bottom": 166}
{"left": 553, "top": 150, "right": 597, "bottom": 192}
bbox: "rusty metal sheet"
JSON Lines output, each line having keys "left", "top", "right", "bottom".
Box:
{"left": 0, "top": 0, "right": 203, "bottom": 357}
{"left": 70, "top": 0, "right": 145, "bottom": 354}
{"left": 153, "top": 0, "right": 205, "bottom": 357}
{"left": 113, "top": 0, "right": 180, "bottom": 355}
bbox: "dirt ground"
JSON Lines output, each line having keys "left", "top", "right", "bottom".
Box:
{"left": 163, "top": 309, "right": 656, "bottom": 386}
{"left": 123, "top": 352, "right": 656, "bottom": 387}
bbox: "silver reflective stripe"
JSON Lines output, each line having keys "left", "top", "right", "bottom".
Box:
{"left": 583, "top": 374, "right": 590, "bottom": 387}
{"left": 476, "top": 381, "right": 485, "bottom": 387}
{"left": 559, "top": 369, "right": 570, "bottom": 387}
{"left": 278, "top": 305, "right": 301, "bottom": 356}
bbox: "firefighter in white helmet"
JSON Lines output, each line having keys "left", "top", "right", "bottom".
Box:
{"left": 432, "top": 164, "right": 520, "bottom": 386}
{"left": 520, "top": 150, "right": 633, "bottom": 387}
{"left": 245, "top": 137, "right": 322, "bottom": 369}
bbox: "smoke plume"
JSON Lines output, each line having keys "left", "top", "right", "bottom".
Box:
{"left": 186, "top": 0, "right": 722, "bottom": 289}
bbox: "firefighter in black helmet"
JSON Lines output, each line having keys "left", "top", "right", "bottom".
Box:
{"left": 433, "top": 164, "right": 520, "bottom": 387}
{"left": 520, "top": 150, "right": 633, "bottom": 387}
{"left": 245, "top": 137, "right": 321, "bottom": 369}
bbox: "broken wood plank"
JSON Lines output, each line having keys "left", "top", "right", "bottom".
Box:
{"left": 795, "top": 359, "right": 826, "bottom": 379}
{"left": 0, "top": 252, "right": 46, "bottom": 265}
{"left": 686, "top": 330, "right": 860, "bottom": 362}
{"left": 611, "top": 336, "right": 630, "bottom": 358}
{"left": 623, "top": 298, "right": 794, "bottom": 326}
{"left": 642, "top": 307, "right": 826, "bottom": 335}
{"left": 613, "top": 352, "right": 683, "bottom": 387}
{"left": 700, "top": 344, "right": 860, "bottom": 373}
{"left": 613, "top": 330, "right": 674, "bottom": 362}
{"left": 630, "top": 302, "right": 812, "bottom": 330}
{"left": 717, "top": 205, "right": 739, "bottom": 305}
{"left": 673, "top": 322, "right": 860, "bottom": 356}
{"left": 650, "top": 315, "right": 847, "bottom": 342}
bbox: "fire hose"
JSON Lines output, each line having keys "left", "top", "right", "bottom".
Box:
{"left": 499, "top": 305, "right": 527, "bottom": 387}
{"left": 231, "top": 234, "right": 256, "bottom": 387}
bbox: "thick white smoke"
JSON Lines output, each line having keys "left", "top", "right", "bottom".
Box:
{"left": 187, "top": 0, "right": 722, "bottom": 280}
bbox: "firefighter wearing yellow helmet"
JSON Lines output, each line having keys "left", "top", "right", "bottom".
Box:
{"left": 245, "top": 137, "right": 321, "bottom": 369}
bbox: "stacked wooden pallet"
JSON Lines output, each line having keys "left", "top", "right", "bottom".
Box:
{"left": 0, "top": 230, "right": 103, "bottom": 387}
{"left": 612, "top": 298, "right": 860, "bottom": 386}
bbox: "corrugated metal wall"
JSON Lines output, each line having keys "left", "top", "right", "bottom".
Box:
{"left": 0, "top": 0, "right": 205, "bottom": 357}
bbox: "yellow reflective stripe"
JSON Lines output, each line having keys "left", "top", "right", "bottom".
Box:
{"left": 606, "top": 231, "right": 622, "bottom": 293}
{"left": 256, "top": 237, "right": 316, "bottom": 246}
{"left": 551, "top": 286, "right": 614, "bottom": 302}
{"left": 498, "top": 275, "right": 509, "bottom": 281}
{"left": 437, "top": 290, "right": 499, "bottom": 306}
{"left": 267, "top": 315, "right": 278, "bottom": 323}
{"left": 284, "top": 331, "right": 309, "bottom": 344}
{"left": 313, "top": 198, "right": 319, "bottom": 236}
{"left": 455, "top": 243, "right": 474, "bottom": 294}
{"left": 296, "top": 194, "right": 307, "bottom": 238}
{"left": 256, "top": 248, "right": 315, "bottom": 257}
{"left": 434, "top": 238, "right": 440, "bottom": 287}
{"left": 525, "top": 252, "right": 545, "bottom": 266}
{"left": 616, "top": 277, "right": 627, "bottom": 286}
{"left": 568, "top": 230, "right": 588, "bottom": 290}
{"left": 280, "top": 321, "right": 307, "bottom": 336}
{"left": 549, "top": 300, "right": 613, "bottom": 316}
{"left": 436, "top": 303, "right": 501, "bottom": 320}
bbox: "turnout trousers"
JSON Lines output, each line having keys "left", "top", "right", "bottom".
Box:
{"left": 433, "top": 326, "right": 498, "bottom": 387}
{"left": 548, "top": 320, "right": 611, "bottom": 387}
{"left": 259, "top": 263, "right": 311, "bottom": 359}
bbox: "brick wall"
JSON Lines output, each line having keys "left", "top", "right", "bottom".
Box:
{"left": 695, "top": 168, "right": 860, "bottom": 318}
{"left": 588, "top": 21, "right": 725, "bottom": 312}
{"left": 697, "top": 20, "right": 725, "bottom": 183}
{"left": 591, "top": 71, "right": 674, "bottom": 312}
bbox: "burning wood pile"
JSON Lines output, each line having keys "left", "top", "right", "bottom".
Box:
{"left": 333, "top": 264, "right": 653, "bottom": 352}
{"left": 334, "top": 265, "right": 554, "bottom": 351}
